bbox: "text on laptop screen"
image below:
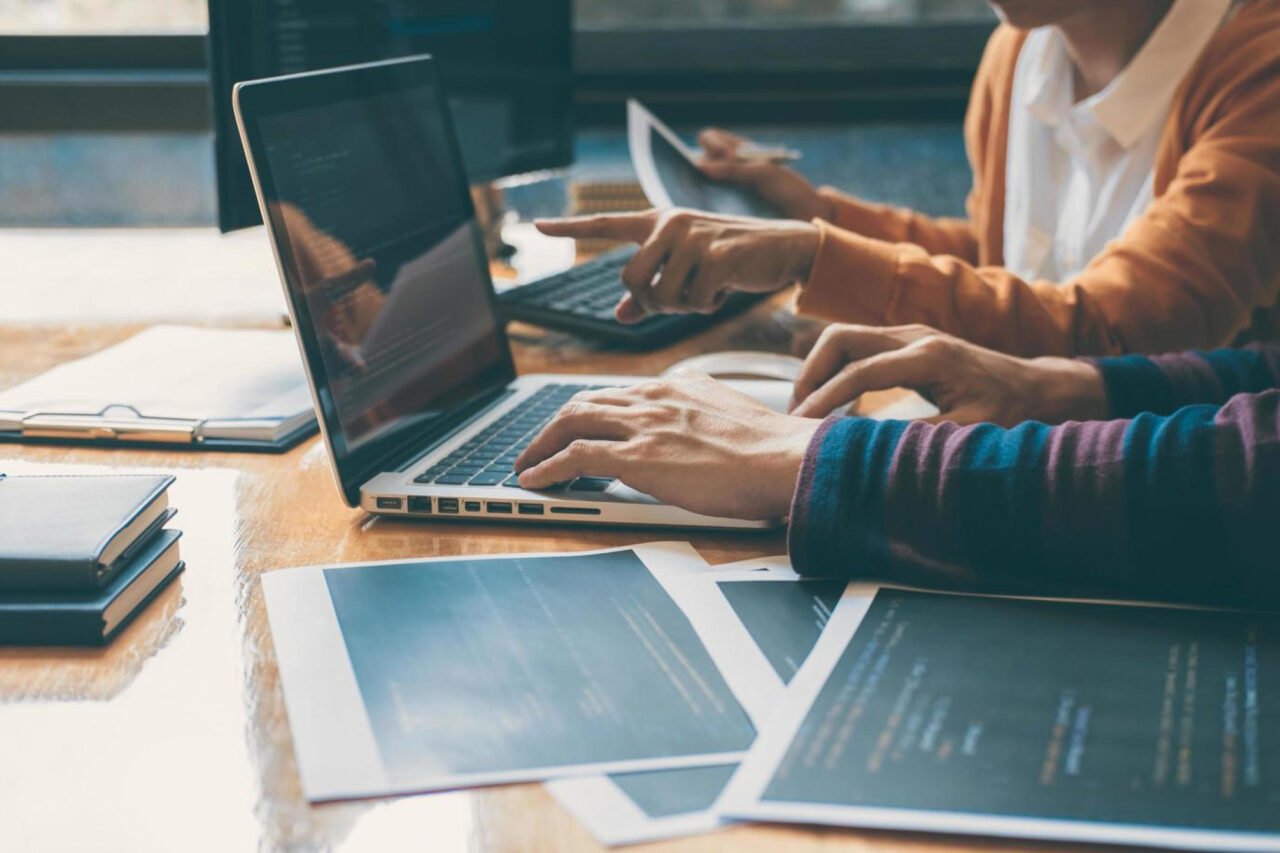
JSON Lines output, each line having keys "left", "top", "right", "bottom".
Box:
{"left": 256, "top": 81, "right": 511, "bottom": 455}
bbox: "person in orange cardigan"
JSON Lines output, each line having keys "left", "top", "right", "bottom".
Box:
{"left": 539, "top": 0, "right": 1280, "bottom": 357}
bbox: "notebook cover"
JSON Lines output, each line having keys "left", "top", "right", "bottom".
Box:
{"left": 0, "top": 529, "right": 183, "bottom": 646}
{"left": 0, "top": 474, "right": 175, "bottom": 592}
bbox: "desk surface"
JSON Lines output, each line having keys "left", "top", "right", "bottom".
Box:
{"left": 1, "top": 270, "right": 1105, "bottom": 853}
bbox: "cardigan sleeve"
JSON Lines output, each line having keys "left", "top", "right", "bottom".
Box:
{"left": 795, "top": 40, "right": 1280, "bottom": 358}
{"left": 788, "top": 385, "right": 1280, "bottom": 607}
{"left": 1093, "top": 343, "right": 1280, "bottom": 418}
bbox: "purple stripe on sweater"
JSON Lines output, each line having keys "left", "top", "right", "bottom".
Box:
{"left": 1148, "top": 351, "right": 1225, "bottom": 406}
{"left": 1039, "top": 418, "right": 1135, "bottom": 586}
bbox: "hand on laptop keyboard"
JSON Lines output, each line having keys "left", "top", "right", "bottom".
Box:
{"left": 413, "top": 384, "right": 617, "bottom": 492}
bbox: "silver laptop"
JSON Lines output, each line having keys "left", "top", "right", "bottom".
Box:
{"left": 233, "top": 55, "right": 771, "bottom": 529}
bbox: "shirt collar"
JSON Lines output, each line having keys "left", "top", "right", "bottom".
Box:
{"left": 1021, "top": 0, "right": 1234, "bottom": 150}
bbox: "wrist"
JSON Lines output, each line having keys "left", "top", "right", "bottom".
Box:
{"left": 766, "top": 416, "right": 823, "bottom": 518}
{"left": 1032, "top": 358, "right": 1109, "bottom": 423}
{"left": 785, "top": 223, "right": 821, "bottom": 284}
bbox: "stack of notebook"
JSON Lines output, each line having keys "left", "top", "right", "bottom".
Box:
{"left": 0, "top": 473, "right": 184, "bottom": 645}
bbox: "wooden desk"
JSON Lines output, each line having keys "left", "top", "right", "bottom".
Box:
{"left": 0, "top": 307, "right": 1080, "bottom": 853}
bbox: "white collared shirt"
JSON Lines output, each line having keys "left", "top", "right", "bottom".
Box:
{"left": 1003, "top": 0, "right": 1235, "bottom": 282}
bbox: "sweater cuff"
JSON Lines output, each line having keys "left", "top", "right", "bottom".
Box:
{"left": 787, "top": 415, "right": 909, "bottom": 577}
{"left": 794, "top": 219, "right": 900, "bottom": 324}
{"left": 1086, "top": 354, "right": 1174, "bottom": 418}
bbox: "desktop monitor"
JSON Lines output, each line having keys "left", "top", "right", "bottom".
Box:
{"left": 207, "top": 0, "right": 574, "bottom": 233}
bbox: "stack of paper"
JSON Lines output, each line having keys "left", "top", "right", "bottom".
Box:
{"left": 264, "top": 545, "right": 1280, "bottom": 851}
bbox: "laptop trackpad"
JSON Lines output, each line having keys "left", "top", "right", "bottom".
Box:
{"left": 599, "top": 481, "right": 660, "bottom": 505}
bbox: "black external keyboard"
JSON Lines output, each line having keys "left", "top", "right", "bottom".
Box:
{"left": 413, "top": 384, "right": 615, "bottom": 492}
{"left": 498, "top": 246, "right": 766, "bottom": 349}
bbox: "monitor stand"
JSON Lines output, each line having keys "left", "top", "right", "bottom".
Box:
{"left": 471, "top": 183, "right": 518, "bottom": 264}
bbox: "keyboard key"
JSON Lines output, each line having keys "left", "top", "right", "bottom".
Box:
{"left": 413, "top": 473, "right": 436, "bottom": 484}
{"left": 435, "top": 473, "right": 470, "bottom": 485}
{"left": 468, "top": 472, "right": 508, "bottom": 486}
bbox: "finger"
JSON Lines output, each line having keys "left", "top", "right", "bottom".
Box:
{"left": 614, "top": 293, "right": 646, "bottom": 324}
{"left": 685, "top": 261, "right": 728, "bottom": 314}
{"left": 791, "top": 325, "right": 917, "bottom": 410}
{"left": 535, "top": 212, "right": 657, "bottom": 243}
{"left": 792, "top": 348, "right": 941, "bottom": 418}
{"left": 516, "top": 402, "right": 634, "bottom": 471}
{"left": 518, "top": 439, "right": 625, "bottom": 490}
{"left": 650, "top": 240, "right": 701, "bottom": 311}
{"left": 697, "top": 128, "right": 748, "bottom": 159}
{"left": 619, "top": 215, "right": 687, "bottom": 314}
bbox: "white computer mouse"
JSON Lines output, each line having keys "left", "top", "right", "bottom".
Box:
{"left": 662, "top": 350, "right": 805, "bottom": 382}
{"left": 663, "top": 349, "right": 941, "bottom": 420}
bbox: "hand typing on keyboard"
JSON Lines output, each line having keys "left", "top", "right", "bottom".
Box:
{"left": 514, "top": 373, "right": 821, "bottom": 519}
{"left": 413, "top": 385, "right": 617, "bottom": 492}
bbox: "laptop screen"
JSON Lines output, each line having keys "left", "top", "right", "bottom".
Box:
{"left": 236, "top": 57, "right": 516, "bottom": 504}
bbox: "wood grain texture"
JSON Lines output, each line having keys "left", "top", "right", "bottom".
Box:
{"left": 0, "top": 305, "right": 1115, "bottom": 853}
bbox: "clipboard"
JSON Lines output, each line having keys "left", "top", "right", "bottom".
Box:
{"left": 0, "top": 326, "right": 319, "bottom": 453}
{"left": 0, "top": 404, "right": 316, "bottom": 453}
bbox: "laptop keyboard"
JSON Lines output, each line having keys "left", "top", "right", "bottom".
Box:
{"left": 412, "top": 384, "right": 616, "bottom": 491}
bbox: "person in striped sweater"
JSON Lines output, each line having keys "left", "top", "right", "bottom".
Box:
{"left": 515, "top": 326, "right": 1280, "bottom": 607}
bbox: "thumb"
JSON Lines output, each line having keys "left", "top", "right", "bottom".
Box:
{"left": 697, "top": 127, "right": 747, "bottom": 159}
{"left": 792, "top": 346, "right": 942, "bottom": 418}
{"left": 535, "top": 211, "right": 658, "bottom": 244}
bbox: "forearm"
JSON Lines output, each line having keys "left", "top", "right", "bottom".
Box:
{"left": 789, "top": 394, "right": 1280, "bottom": 606}
{"left": 816, "top": 187, "right": 979, "bottom": 263}
{"left": 1092, "top": 344, "right": 1280, "bottom": 418}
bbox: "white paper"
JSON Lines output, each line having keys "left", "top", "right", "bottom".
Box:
{"left": 627, "top": 99, "right": 781, "bottom": 219}
{"left": 0, "top": 325, "right": 313, "bottom": 440}
{"left": 548, "top": 559, "right": 844, "bottom": 847}
{"left": 264, "top": 543, "right": 773, "bottom": 802}
{"left": 720, "top": 588, "right": 1280, "bottom": 853}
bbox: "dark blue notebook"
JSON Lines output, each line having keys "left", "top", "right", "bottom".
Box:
{"left": 0, "top": 528, "right": 184, "bottom": 646}
{"left": 0, "top": 473, "right": 175, "bottom": 592}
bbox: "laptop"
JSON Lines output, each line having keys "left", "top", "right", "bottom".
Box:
{"left": 233, "top": 55, "right": 772, "bottom": 529}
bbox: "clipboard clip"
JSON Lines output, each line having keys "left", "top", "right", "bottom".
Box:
{"left": 20, "top": 404, "right": 201, "bottom": 444}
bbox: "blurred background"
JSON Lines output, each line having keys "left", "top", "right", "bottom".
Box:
{"left": 0, "top": 0, "right": 994, "bottom": 227}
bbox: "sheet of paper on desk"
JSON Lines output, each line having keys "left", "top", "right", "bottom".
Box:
{"left": 628, "top": 99, "right": 783, "bottom": 219}
{"left": 0, "top": 325, "right": 313, "bottom": 440}
{"left": 548, "top": 561, "right": 852, "bottom": 846}
{"left": 262, "top": 543, "right": 766, "bottom": 802}
{"left": 722, "top": 588, "right": 1280, "bottom": 852}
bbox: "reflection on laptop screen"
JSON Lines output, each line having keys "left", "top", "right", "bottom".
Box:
{"left": 257, "top": 79, "right": 509, "bottom": 453}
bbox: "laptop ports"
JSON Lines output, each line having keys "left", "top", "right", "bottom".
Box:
{"left": 407, "top": 496, "right": 432, "bottom": 513}
{"left": 376, "top": 497, "right": 403, "bottom": 510}
{"left": 517, "top": 503, "right": 545, "bottom": 516}
{"left": 486, "top": 501, "right": 512, "bottom": 514}
{"left": 438, "top": 498, "right": 459, "bottom": 514}
{"left": 464, "top": 500, "right": 482, "bottom": 513}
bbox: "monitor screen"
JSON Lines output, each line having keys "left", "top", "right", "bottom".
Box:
{"left": 208, "top": 0, "right": 573, "bottom": 232}
{"left": 236, "top": 57, "right": 516, "bottom": 504}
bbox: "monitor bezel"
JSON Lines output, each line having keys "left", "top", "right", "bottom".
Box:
{"left": 233, "top": 54, "right": 518, "bottom": 507}
{"left": 206, "top": 0, "right": 575, "bottom": 233}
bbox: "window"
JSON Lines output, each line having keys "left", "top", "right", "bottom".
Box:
{"left": 0, "top": 0, "right": 206, "bottom": 32}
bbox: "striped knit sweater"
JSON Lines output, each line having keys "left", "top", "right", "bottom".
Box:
{"left": 788, "top": 345, "right": 1280, "bottom": 606}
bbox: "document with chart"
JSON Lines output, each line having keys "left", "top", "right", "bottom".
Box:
{"left": 722, "top": 588, "right": 1280, "bottom": 852}
{"left": 262, "top": 543, "right": 762, "bottom": 801}
{"left": 548, "top": 558, "right": 855, "bottom": 846}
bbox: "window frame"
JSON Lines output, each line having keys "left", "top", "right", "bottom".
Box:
{"left": 0, "top": 22, "right": 992, "bottom": 132}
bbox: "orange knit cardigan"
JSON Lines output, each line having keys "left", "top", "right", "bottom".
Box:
{"left": 797, "top": 0, "right": 1280, "bottom": 356}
